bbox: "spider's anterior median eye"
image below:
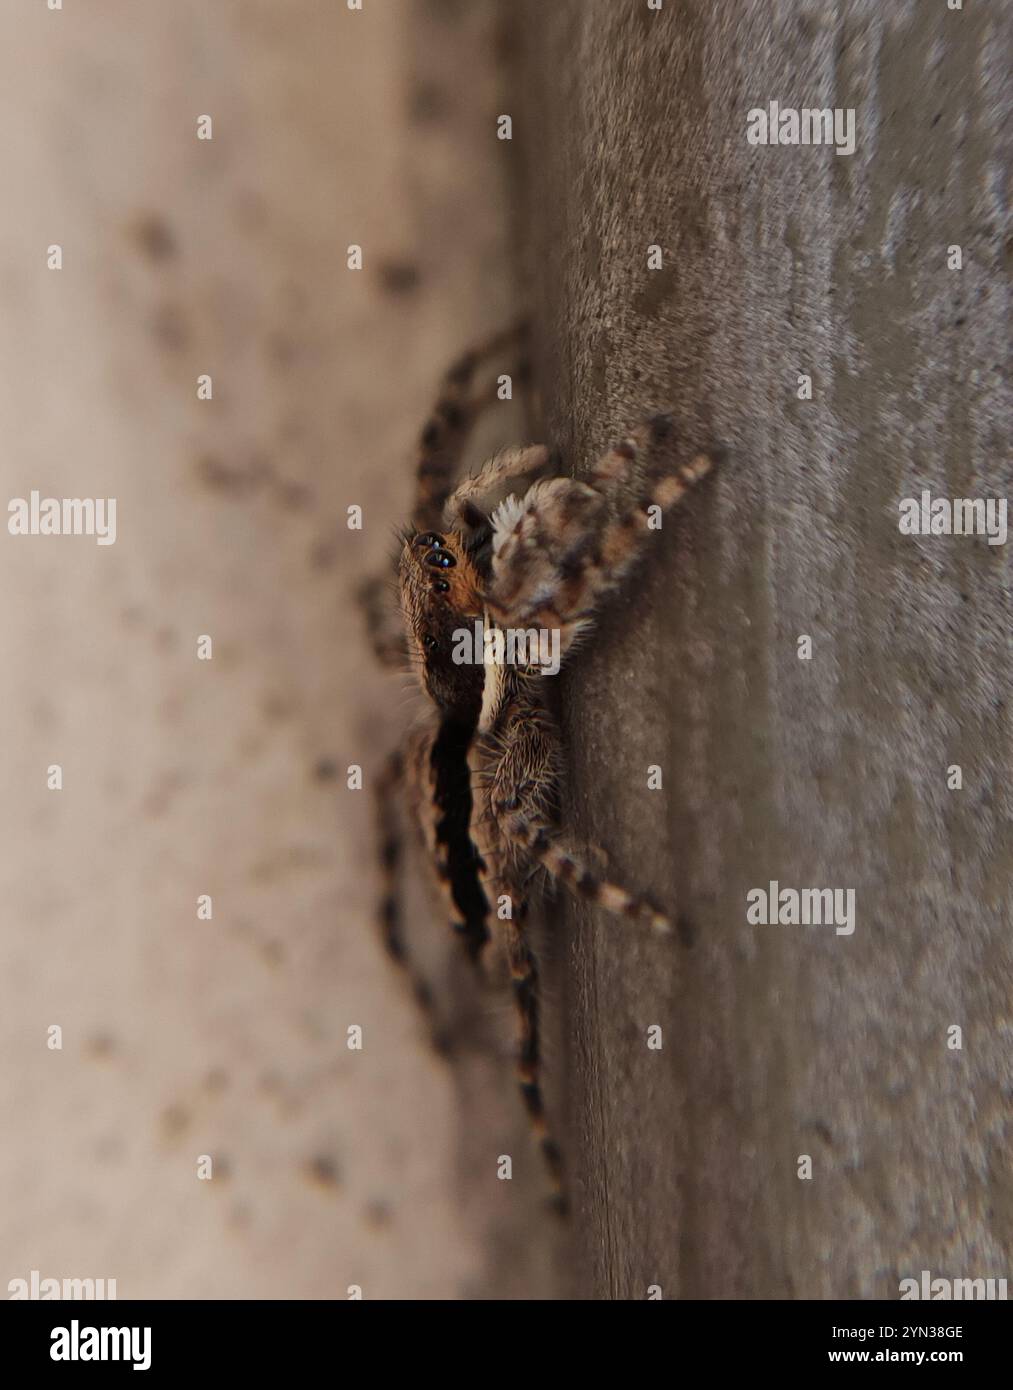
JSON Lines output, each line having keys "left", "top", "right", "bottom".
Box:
{"left": 414, "top": 532, "right": 444, "bottom": 548}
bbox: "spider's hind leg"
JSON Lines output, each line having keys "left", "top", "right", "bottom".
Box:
{"left": 478, "top": 848, "right": 566, "bottom": 1209}
{"left": 499, "top": 803, "right": 672, "bottom": 937}
{"left": 502, "top": 898, "right": 567, "bottom": 1212}
{"left": 374, "top": 746, "right": 456, "bottom": 1057}
{"left": 483, "top": 702, "right": 672, "bottom": 936}
{"left": 533, "top": 828, "right": 672, "bottom": 936}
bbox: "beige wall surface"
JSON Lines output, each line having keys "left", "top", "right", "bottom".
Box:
{"left": 1, "top": 0, "right": 557, "bottom": 1300}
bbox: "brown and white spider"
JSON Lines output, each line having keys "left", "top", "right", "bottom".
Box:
{"left": 366, "top": 323, "right": 717, "bottom": 1208}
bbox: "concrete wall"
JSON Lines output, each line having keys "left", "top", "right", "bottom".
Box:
{"left": 509, "top": 0, "right": 1010, "bottom": 1298}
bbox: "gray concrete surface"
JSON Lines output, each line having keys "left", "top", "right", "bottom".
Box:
{"left": 509, "top": 0, "right": 1010, "bottom": 1298}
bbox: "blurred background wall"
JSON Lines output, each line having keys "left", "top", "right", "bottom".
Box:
{"left": 1, "top": 0, "right": 558, "bottom": 1299}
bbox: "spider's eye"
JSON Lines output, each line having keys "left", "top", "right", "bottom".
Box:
{"left": 414, "top": 532, "right": 444, "bottom": 548}
{"left": 434, "top": 579, "right": 450, "bottom": 593}
{"left": 425, "top": 551, "right": 455, "bottom": 569}
{"left": 422, "top": 635, "right": 438, "bottom": 652}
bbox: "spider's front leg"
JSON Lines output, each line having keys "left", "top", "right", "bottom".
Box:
{"left": 488, "top": 414, "right": 718, "bottom": 656}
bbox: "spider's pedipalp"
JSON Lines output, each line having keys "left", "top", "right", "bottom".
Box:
{"left": 443, "top": 442, "right": 557, "bottom": 534}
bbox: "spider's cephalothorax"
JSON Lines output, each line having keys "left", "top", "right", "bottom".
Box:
{"left": 367, "top": 324, "right": 718, "bottom": 1209}
{"left": 399, "top": 528, "right": 486, "bottom": 721}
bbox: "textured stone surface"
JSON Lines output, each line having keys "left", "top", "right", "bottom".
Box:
{"left": 509, "top": 0, "right": 1010, "bottom": 1298}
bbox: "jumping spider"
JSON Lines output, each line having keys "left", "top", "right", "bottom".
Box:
{"left": 366, "top": 323, "right": 716, "bottom": 1208}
